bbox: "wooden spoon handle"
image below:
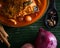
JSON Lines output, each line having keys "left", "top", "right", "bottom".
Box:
{"left": 0, "top": 25, "right": 9, "bottom": 38}
{"left": 0, "top": 32, "right": 10, "bottom": 47}
{"left": 0, "top": 37, "right": 3, "bottom": 43}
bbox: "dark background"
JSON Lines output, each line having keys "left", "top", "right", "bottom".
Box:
{"left": 0, "top": 0, "right": 60, "bottom": 48}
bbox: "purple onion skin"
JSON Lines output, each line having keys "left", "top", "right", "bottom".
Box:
{"left": 35, "top": 28, "right": 57, "bottom": 48}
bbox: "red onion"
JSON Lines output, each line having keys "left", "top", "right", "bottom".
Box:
{"left": 21, "top": 43, "right": 34, "bottom": 48}
{"left": 35, "top": 28, "right": 57, "bottom": 48}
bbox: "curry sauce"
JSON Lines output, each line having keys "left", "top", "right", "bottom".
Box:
{"left": 0, "top": 0, "right": 38, "bottom": 18}
{"left": 0, "top": 0, "right": 48, "bottom": 27}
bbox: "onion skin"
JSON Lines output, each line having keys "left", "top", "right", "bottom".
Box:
{"left": 35, "top": 28, "right": 57, "bottom": 48}
{"left": 21, "top": 43, "right": 34, "bottom": 48}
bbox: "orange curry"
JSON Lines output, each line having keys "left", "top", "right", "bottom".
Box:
{"left": 0, "top": 0, "right": 48, "bottom": 27}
